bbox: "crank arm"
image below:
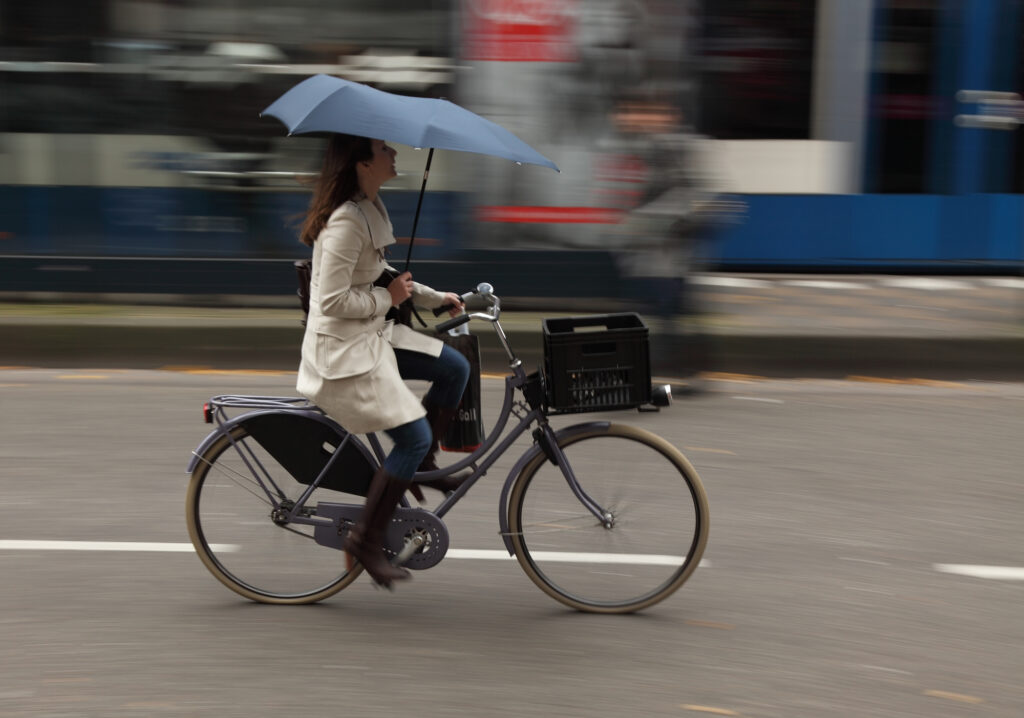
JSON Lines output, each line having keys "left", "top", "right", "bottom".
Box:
{"left": 392, "top": 533, "right": 427, "bottom": 566}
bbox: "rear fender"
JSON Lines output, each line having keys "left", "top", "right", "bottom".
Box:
{"left": 186, "top": 409, "right": 377, "bottom": 496}
{"left": 186, "top": 408, "right": 331, "bottom": 473}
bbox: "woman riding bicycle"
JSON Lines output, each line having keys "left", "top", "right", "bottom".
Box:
{"left": 296, "top": 133, "right": 470, "bottom": 588}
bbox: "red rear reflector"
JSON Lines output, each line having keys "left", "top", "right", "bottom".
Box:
{"left": 202, "top": 403, "right": 213, "bottom": 423}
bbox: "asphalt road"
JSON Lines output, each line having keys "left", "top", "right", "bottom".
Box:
{"left": 1, "top": 369, "right": 1022, "bottom": 717}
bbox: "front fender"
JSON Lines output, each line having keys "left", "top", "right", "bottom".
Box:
{"left": 496, "top": 421, "right": 610, "bottom": 556}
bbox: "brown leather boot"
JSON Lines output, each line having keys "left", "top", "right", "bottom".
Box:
{"left": 410, "top": 404, "right": 471, "bottom": 502}
{"left": 343, "top": 467, "right": 411, "bottom": 588}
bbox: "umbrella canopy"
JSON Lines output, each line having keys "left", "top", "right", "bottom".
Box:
{"left": 261, "top": 73, "right": 559, "bottom": 172}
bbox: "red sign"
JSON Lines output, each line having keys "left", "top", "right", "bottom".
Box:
{"left": 462, "top": 0, "right": 577, "bottom": 62}
{"left": 476, "top": 206, "right": 623, "bottom": 224}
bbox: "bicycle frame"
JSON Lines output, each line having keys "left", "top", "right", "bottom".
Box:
{"left": 366, "top": 369, "right": 543, "bottom": 520}
{"left": 188, "top": 285, "right": 618, "bottom": 557}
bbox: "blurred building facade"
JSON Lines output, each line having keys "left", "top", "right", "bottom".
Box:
{"left": 1, "top": 0, "right": 1022, "bottom": 300}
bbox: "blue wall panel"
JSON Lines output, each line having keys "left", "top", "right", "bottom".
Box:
{"left": 712, "top": 194, "right": 1024, "bottom": 269}
{"left": 4, "top": 186, "right": 1023, "bottom": 272}
{"left": 0, "top": 186, "right": 464, "bottom": 260}
{"left": 984, "top": 195, "right": 1024, "bottom": 260}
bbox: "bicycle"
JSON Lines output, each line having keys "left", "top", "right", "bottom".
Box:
{"left": 185, "top": 283, "right": 709, "bottom": 613}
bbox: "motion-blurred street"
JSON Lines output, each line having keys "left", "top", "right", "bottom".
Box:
{"left": 1, "top": 369, "right": 1021, "bottom": 717}
{"left": 5, "top": 1, "right": 1024, "bottom": 715}
{"left": 3, "top": 272, "right": 1023, "bottom": 380}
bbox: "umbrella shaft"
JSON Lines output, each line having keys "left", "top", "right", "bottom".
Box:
{"left": 405, "top": 147, "right": 435, "bottom": 271}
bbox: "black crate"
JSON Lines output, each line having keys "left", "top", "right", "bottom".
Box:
{"left": 542, "top": 313, "right": 651, "bottom": 414}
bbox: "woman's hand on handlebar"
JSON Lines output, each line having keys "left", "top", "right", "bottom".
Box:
{"left": 439, "top": 292, "right": 464, "bottom": 317}
{"left": 387, "top": 271, "right": 414, "bottom": 306}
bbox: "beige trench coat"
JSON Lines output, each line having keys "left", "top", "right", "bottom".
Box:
{"left": 296, "top": 195, "right": 448, "bottom": 433}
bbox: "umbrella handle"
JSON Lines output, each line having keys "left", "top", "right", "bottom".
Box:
{"left": 404, "top": 148, "right": 434, "bottom": 271}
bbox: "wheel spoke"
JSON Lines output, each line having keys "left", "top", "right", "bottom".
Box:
{"left": 516, "top": 512, "right": 603, "bottom": 534}
{"left": 200, "top": 454, "right": 275, "bottom": 507}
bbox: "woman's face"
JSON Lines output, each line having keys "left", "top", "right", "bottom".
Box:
{"left": 363, "top": 139, "right": 398, "bottom": 187}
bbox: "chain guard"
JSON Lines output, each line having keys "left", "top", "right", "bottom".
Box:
{"left": 313, "top": 502, "right": 449, "bottom": 570}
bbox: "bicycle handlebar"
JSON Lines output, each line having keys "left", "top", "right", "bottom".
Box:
{"left": 432, "top": 300, "right": 463, "bottom": 317}
{"left": 431, "top": 283, "right": 488, "bottom": 317}
{"left": 433, "top": 283, "right": 499, "bottom": 331}
{"left": 435, "top": 312, "right": 472, "bottom": 333}
{"left": 433, "top": 282, "right": 518, "bottom": 365}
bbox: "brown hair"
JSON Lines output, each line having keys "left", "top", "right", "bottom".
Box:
{"left": 299, "top": 134, "right": 374, "bottom": 246}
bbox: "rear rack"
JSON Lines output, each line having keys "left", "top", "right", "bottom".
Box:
{"left": 207, "top": 395, "right": 319, "bottom": 411}
{"left": 203, "top": 395, "right": 321, "bottom": 425}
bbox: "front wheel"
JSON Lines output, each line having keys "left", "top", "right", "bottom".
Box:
{"left": 507, "top": 423, "right": 709, "bottom": 613}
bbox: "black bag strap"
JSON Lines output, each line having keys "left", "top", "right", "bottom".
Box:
{"left": 354, "top": 202, "right": 425, "bottom": 328}
{"left": 294, "top": 259, "right": 312, "bottom": 325}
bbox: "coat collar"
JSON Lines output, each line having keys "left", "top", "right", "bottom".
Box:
{"left": 351, "top": 195, "right": 395, "bottom": 251}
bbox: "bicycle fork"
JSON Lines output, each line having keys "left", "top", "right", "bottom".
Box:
{"left": 497, "top": 420, "right": 621, "bottom": 555}
{"left": 533, "top": 422, "right": 615, "bottom": 529}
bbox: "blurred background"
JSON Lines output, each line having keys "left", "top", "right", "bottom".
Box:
{"left": 6, "top": 7, "right": 1024, "bottom": 717}
{"left": 2, "top": 0, "right": 1024, "bottom": 305}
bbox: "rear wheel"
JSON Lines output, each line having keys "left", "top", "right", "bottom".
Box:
{"left": 186, "top": 426, "right": 363, "bottom": 604}
{"left": 508, "top": 423, "right": 708, "bottom": 613}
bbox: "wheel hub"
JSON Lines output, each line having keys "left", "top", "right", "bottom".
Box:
{"left": 271, "top": 499, "right": 295, "bottom": 525}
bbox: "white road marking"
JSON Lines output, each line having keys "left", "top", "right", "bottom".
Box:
{"left": 880, "top": 278, "right": 971, "bottom": 290}
{"left": 0, "top": 541, "right": 704, "bottom": 566}
{"left": 732, "top": 396, "right": 784, "bottom": 404}
{"left": 783, "top": 279, "right": 869, "bottom": 290}
{"left": 934, "top": 564, "right": 1024, "bottom": 580}
{"left": 693, "top": 275, "right": 1000, "bottom": 291}
{"left": 839, "top": 557, "right": 890, "bottom": 565}
{"left": 446, "top": 549, "right": 514, "bottom": 560}
{"left": 692, "top": 276, "right": 771, "bottom": 289}
{"left": 860, "top": 665, "right": 914, "bottom": 676}
{"left": 448, "top": 549, "right": 703, "bottom": 566}
{"left": 0, "top": 540, "right": 235, "bottom": 553}
{"left": 981, "top": 277, "right": 1024, "bottom": 289}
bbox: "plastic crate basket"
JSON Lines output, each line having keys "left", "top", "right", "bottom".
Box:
{"left": 542, "top": 313, "right": 651, "bottom": 414}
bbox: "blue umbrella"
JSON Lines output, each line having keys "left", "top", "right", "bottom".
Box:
{"left": 263, "top": 74, "right": 558, "bottom": 171}
{"left": 262, "top": 74, "right": 559, "bottom": 268}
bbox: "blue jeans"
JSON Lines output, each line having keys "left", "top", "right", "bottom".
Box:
{"left": 394, "top": 344, "right": 470, "bottom": 408}
{"left": 381, "top": 344, "right": 470, "bottom": 479}
{"left": 381, "top": 418, "right": 432, "bottom": 480}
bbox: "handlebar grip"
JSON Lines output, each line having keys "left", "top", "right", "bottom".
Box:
{"left": 435, "top": 313, "right": 471, "bottom": 334}
{"left": 432, "top": 301, "right": 460, "bottom": 317}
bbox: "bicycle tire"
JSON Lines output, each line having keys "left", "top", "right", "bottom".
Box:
{"left": 507, "top": 423, "right": 709, "bottom": 613}
{"left": 186, "top": 425, "right": 363, "bottom": 604}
